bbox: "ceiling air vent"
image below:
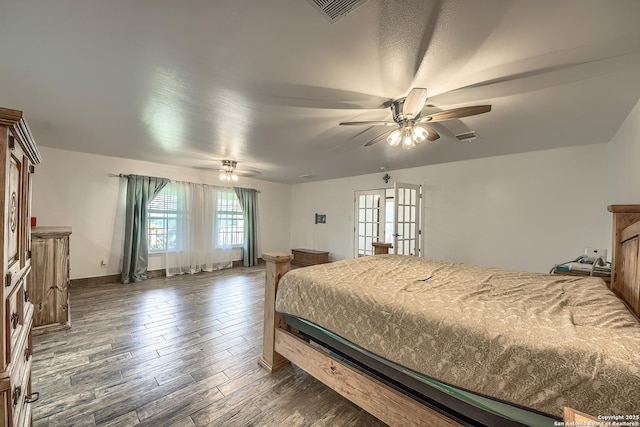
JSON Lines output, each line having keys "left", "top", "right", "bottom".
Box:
{"left": 455, "top": 131, "right": 479, "bottom": 142}
{"left": 304, "top": 0, "right": 370, "bottom": 23}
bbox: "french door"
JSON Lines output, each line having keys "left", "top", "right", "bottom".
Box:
{"left": 354, "top": 183, "right": 422, "bottom": 257}
{"left": 354, "top": 190, "right": 385, "bottom": 257}
{"left": 393, "top": 182, "right": 421, "bottom": 256}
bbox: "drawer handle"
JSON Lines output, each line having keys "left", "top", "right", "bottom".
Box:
{"left": 12, "top": 386, "right": 21, "bottom": 406}
{"left": 25, "top": 392, "right": 39, "bottom": 404}
{"left": 11, "top": 312, "right": 19, "bottom": 329}
{"left": 24, "top": 348, "right": 32, "bottom": 361}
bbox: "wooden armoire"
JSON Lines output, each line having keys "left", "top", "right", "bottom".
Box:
{"left": 0, "top": 108, "right": 42, "bottom": 426}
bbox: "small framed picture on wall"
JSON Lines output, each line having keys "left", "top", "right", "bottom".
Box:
{"left": 315, "top": 213, "right": 326, "bottom": 224}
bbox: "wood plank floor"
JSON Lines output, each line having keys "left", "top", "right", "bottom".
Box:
{"left": 31, "top": 266, "right": 387, "bottom": 427}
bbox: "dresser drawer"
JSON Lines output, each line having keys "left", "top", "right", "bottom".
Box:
{"left": 10, "top": 358, "right": 34, "bottom": 427}
{"left": 8, "top": 306, "right": 32, "bottom": 392}
{"left": 17, "top": 394, "right": 31, "bottom": 427}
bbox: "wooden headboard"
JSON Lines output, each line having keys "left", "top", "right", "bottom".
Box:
{"left": 608, "top": 205, "right": 640, "bottom": 317}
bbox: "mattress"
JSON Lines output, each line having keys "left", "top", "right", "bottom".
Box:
{"left": 275, "top": 255, "right": 640, "bottom": 417}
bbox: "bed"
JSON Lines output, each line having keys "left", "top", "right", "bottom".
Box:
{"left": 259, "top": 205, "right": 640, "bottom": 426}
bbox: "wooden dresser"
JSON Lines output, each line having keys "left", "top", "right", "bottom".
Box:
{"left": 29, "top": 227, "right": 72, "bottom": 332}
{"left": 290, "top": 249, "right": 329, "bottom": 267}
{"left": 0, "top": 108, "right": 42, "bottom": 426}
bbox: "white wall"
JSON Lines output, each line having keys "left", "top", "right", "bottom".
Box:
{"left": 291, "top": 143, "right": 612, "bottom": 273}
{"left": 31, "top": 147, "right": 291, "bottom": 279}
{"left": 609, "top": 97, "right": 640, "bottom": 204}
{"left": 33, "top": 106, "right": 638, "bottom": 280}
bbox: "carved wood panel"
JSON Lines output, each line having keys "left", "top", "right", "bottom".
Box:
{"left": 7, "top": 151, "right": 21, "bottom": 271}
{"left": 621, "top": 236, "right": 640, "bottom": 316}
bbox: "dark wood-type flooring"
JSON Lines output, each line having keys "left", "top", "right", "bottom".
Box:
{"left": 31, "top": 266, "right": 386, "bottom": 427}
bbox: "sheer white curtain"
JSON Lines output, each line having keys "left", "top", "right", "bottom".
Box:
{"left": 165, "top": 182, "right": 235, "bottom": 276}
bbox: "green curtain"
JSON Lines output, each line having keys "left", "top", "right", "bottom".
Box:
{"left": 121, "top": 175, "right": 169, "bottom": 283}
{"left": 233, "top": 187, "right": 258, "bottom": 267}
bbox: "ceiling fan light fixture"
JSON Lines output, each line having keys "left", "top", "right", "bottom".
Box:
{"left": 219, "top": 171, "right": 238, "bottom": 182}
{"left": 402, "top": 128, "right": 414, "bottom": 149}
{"left": 219, "top": 160, "right": 240, "bottom": 182}
{"left": 412, "top": 125, "right": 429, "bottom": 143}
{"left": 387, "top": 128, "right": 403, "bottom": 147}
{"left": 387, "top": 124, "right": 426, "bottom": 149}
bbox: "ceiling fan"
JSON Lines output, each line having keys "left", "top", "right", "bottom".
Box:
{"left": 339, "top": 88, "right": 491, "bottom": 149}
{"left": 217, "top": 160, "right": 260, "bottom": 182}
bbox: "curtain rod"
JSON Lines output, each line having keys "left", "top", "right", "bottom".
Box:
{"left": 108, "top": 173, "right": 260, "bottom": 192}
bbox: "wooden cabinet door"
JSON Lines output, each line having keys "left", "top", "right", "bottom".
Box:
{"left": 4, "top": 132, "right": 28, "bottom": 283}
{"left": 30, "top": 235, "right": 70, "bottom": 328}
{"left": 30, "top": 238, "right": 56, "bottom": 327}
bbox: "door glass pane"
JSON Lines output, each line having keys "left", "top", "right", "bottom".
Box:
{"left": 355, "top": 190, "right": 387, "bottom": 258}
{"left": 410, "top": 206, "right": 415, "bottom": 222}
{"left": 398, "top": 189, "right": 404, "bottom": 204}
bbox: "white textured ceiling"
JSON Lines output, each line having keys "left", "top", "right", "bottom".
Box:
{"left": 1, "top": 0, "right": 640, "bottom": 183}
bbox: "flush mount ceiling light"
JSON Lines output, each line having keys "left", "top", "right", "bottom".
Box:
{"left": 219, "top": 160, "right": 239, "bottom": 182}
{"left": 339, "top": 88, "right": 491, "bottom": 149}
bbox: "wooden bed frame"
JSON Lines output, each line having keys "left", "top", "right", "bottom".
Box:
{"left": 259, "top": 205, "right": 640, "bottom": 426}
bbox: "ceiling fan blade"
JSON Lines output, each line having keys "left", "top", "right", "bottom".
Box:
{"left": 234, "top": 170, "right": 261, "bottom": 177}
{"left": 420, "top": 125, "right": 440, "bottom": 142}
{"left": 421, "top": 105, "right": 491, "bottom": 123}
{"left": 340, "top": 121, "right": 396, "bottom": 126}
{"left": 403, "top": 88, "right": 428, "bottom": 118}
{"left": 364, "top": 129, "right": 394, "bottom": 147}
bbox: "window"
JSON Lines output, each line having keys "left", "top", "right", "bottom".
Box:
{"left": 216, "top": 190, "right": 244, "bottom": 247}
{"left": 146, "top": 186, "right": 244, "bottom": 252}
{"left": 147, "top": 186, "right": 179, "bottom": 252}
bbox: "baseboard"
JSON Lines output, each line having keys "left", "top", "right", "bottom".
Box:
{"left": 70, "top": 258, "right": 264, "bottom": 288}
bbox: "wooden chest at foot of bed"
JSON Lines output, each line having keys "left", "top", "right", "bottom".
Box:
{"left": 291, "top": 249, "right": 329, "bottom": 267}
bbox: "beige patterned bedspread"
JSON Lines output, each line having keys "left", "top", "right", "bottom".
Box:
{"left": 275, "top": 255, "right": 640, "bottom": 417}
